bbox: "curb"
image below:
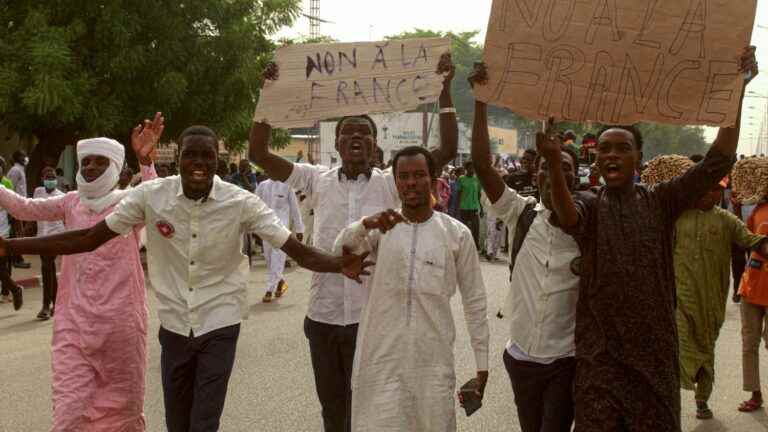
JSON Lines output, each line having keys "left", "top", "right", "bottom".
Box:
{"left": 14, "top": 273, "right": 61, "bottom": 289}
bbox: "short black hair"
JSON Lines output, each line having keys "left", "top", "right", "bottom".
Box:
{"left": 11, "top": 150, "right": 25, "bottom": 163}
{"left": 523, "top": 149, "right": 538, "bottom": 158}
{"left": 689, "top": 154, "right": 704, "bottom": 163}
{"left": 463, "top": 161, "right": 474, "bottom": 170}
{"left": 533, "top": 145, "right": 580, "bottom": 173}
{"left": 178, "top": 126, "right": 219, "bottom": 151}
{"left": 392, "top": 146, "right": 436, "bottom": 179}
{"left": 335, "top": 115, "right": 378, "bottom": 140}
{"left": 597, "top": 125, "right": 644, "bottom": 151}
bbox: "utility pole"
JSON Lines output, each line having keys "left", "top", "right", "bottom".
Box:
{"left": 309, "top": 0, "right": 320, "bottom": 39}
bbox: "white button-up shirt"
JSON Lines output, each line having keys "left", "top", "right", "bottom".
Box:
{"left": 33, "top": 187, "right": 66, "bottom": 236}
{"left": 286, "top": 164, "right": 400, "bottom": 326}
{"left": 106, "top": 175, "right": 291, "bottom": 337}
{"left": 489, "top": 187, "right": 580, "bottom": 361}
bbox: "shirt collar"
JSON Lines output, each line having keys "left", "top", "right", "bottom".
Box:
{"left": 337, "top": 167, "right": 372, "bottom": 181}
{"left": 175, "top": 175, "right": 222, "bottom": 202}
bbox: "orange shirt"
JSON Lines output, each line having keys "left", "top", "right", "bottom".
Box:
{"left": 740, "top": 203, "right": 768, "bottom": 305}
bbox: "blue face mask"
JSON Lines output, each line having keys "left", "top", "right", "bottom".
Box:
{"left": 43, "top": 179, "right": 58, "bottom": 190}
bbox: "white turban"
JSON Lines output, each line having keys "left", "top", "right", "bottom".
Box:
{"left": 76, "top": 137, "right": 127, "bottom": 213}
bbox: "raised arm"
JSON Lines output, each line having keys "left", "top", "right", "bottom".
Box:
{"left": 711, "top": 46, "right": 757, "bottom": 157}
{"left": 468, "top": 63, "right": 505, "bottom": 203}
{"left": 1, "top": 220, "right": 118, "bottom": 256}
{"left": 431, "top": 53, "right": 459, "bottom": 170}
{"left": 132, "top": 112, "right": 163, "bottom": 182}
{"left": 538, "top": 120, "right": 579, "bottom": 228}
{"left": 249, "top": 63, "right": 295, "bottom": 182}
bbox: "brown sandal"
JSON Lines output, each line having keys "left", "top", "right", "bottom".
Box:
{"left": 738, "top": 399, "right": 763, "bottom": 412}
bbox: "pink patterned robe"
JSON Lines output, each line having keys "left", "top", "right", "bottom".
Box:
{"left": 0, "top": 165, "right": 155, "bottom": 431}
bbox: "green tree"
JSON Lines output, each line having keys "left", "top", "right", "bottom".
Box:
{"left": 637, "top": 123, "right": 710, "bottom": 160}
{"left": 0, "top": 0, "right": 301, "bottom": 186}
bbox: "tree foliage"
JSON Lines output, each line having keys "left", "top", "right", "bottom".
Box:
{"left": 0, "top": 0, "right": 301, "bottom": 168}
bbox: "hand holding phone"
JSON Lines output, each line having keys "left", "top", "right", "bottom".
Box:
{"left": 459, "top": 378, "right": 483, "bottom": 417}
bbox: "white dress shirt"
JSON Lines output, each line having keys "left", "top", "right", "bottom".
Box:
{"left": 489, "top": 187, "right": 580, "bottom": 362}
{"left": 286, "top": 164, "right": 400, "bottom": 326}
{"left": 106, "top": 175, "right": 292, "bottom": 337}
{"left": 33, "top": 187, "right": 66, "bottom": 236}
{"left": 256, "top": 179, "right": 304, "bottom": 233}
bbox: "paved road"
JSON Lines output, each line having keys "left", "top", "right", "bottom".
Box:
{"left": 1, "top": 257, "right": 768, "bottom": 431}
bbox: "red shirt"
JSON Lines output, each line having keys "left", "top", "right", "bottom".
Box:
{"left": 740, "top": 202, "right": 768, "bottom": 305}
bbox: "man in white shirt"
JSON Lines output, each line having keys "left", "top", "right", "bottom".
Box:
{"left": 33, "top": 166, "right": 66, "bottom": 320}
{"left": 250, "top": 56, "right": 458, "bottom": 431}
{"left": 470, "top": 64, "right": 581, "bottom": 432}
{"left": 333, "top": 146, "right": 489, "bottom": 432}
{"left": 0, "top": 125, "right": 372, "bottom": 432}
{"left": 7, "top": 150, "right": 31, "bottom": 269}
{"left": 256, "top": 178, "right": 304, "bottom": 302}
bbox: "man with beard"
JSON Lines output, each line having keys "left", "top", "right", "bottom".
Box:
{"left": 0, "top": 125, "right": 372, "bottom": 432}
{"left": 469, "top": 63, "right": 581, "bottom": 432}
{"left": 333, "top": 146, "right": 489, "bottom": 432}
{"left": 541, "top": 46, "right": 757, "bottom": 432}
{"left": 249, "top": 55, "right": 458, "bottom": 431}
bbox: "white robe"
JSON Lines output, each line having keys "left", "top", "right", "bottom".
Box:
{"left": 256, "top": 180, "right": 304, "bottom": 292}
{"left": 334, "top": 211, "right": 489, "bottom": 432}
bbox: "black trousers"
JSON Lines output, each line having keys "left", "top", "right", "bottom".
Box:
{"left": 504, "top": 350, "right": 575, "bottom": 432}
{"left": 0, "top": 256, "right": 13, "bottom": 296}
{"left": 40, "top": 256, "right": 57, "bottom": 308}
{"left": 159, "top": 324, "right": 240, "bottom": 432}
{"left": 459, "top": 209, "right": 480, "bottom": 249}
{"left": 304, "top": 317, "right": 358, "bottom": 432}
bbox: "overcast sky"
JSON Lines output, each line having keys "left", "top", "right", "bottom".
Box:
{"left": 277, "top": 0, "right": 768, "bottom": 155}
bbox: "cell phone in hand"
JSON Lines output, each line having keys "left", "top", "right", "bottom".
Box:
{"left": 460, "top": 378, "right": 482, "bottom": 417}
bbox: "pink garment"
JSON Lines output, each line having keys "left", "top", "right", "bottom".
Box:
{"left": 0, "top": 167, "right": 155, "bottom": 432}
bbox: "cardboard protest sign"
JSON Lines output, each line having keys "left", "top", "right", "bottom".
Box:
{"left": 475, "top": 0, "right": 757, "bottom": 127}
{"left": 254, "top": 38, "right": 450, "bottom": 128}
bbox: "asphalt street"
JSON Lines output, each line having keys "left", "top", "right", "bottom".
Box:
{"left": 1, "top": 257, "right": 768, "bottom": 431}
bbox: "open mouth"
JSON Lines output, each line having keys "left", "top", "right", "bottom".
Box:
{"left": 603, "top": 163, "right": 622, "bottom": 178}
{"left": 349, "top": 141, "right": 364, "bottom": 155}
{"left": 190, "top": 170, "right": 208, "bottom": 182}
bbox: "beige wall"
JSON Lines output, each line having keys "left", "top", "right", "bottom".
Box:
{"left": 488, "top": 126, "right": 519, "bottom": 156}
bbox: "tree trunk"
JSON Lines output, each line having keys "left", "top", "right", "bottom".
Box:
{"left": 28, "top": 127, "right": 78, "bottom": 195}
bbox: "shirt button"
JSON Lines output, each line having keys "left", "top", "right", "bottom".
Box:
{"left": 192, "top": 234, "right": 197, "bottom": 238}
{"left": 190, "top": 261, "right": 195, "bottom": 265}
{"left": 189, "top": 288, "right": 193, "bottom": 292}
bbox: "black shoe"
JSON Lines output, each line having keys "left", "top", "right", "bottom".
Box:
{"left": 733, "top": 294, "right": 742, "bottom": 303}
{"left": 36, "top": 307, "right": 51, "bottom": 321}
{"left": 9, "top": 284, "right": 23, "bottom": 311}
{"left": 13, "top": 261, "right": 31, "bottom": 269}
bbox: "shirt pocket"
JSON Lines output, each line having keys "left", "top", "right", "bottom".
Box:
{"left": 416, "top": 247, "right": 447, "bottom": 296}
